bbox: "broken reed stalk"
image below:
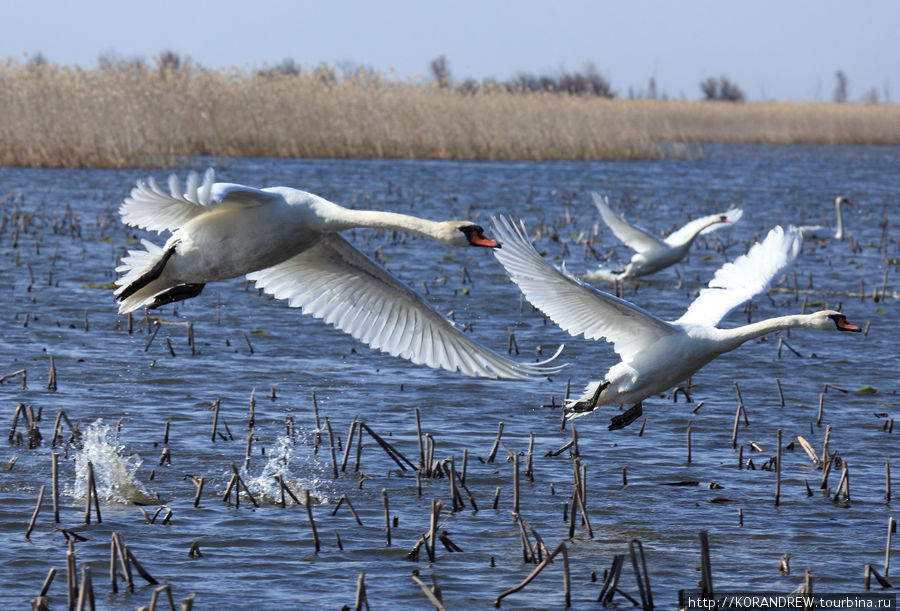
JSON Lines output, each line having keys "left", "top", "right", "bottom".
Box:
{"left": 513, "top": 513, "right": 534, "bottom": 563}
{"left": 192, "top": 475, "right": 205, "bottom": 508}
{"left": 775, "top": 429, "right": 782, "bottom": 506}
{"left": 428, "top": 499, "right": 440, "bottom": 561}
{"left": 493, "top": 542, "right": 570, "bottom": 608}
{"left": 886, "top": 460, "right": 892, "bottom": 503}
{"left": 324, "top": 417, "right": 338, "bottom": 478}
{"left": 568, "top": 458, "right": 593, "bottom": 538}
{"left": 355, "top": 425, "right": 363, "bottom": 473}
{"left": 311, "top": 392, "right": 321, "bottom": 454}
{"left": 699, "top": 530, "right": 714, "bottom": 596}
{"left": 305, "top": 488, "right": 320, "bottom": 552}
{"left": 248, "top": 388, "right": 256, "bottom": 429}
{"left": 444, "top": 459, "right": 462, "bottom": 512}
{"left": 52, "top": 452, "right": 60, "bottom": 523}
{"left": 887, "top": 517, "right": 896, "bottom": 575}
{"left": 47, "top": 356, "right": 56, "bottom": 391}
{"left": 686, "top": 422, "right": 692, "bottom": 464}
{"left": 525, "top": 433, "right": 534, "bottom": 481}
{"left": 415, "top": 407, "right": 425, "bottom": 471}
{"left": 110, "top": 532, "right": 132, "bottom": 593}
{"left": 66, "top": 540, "right": 77, "bottom": 609}
{"left": 84, "top": 461, "right": 102, "bottom": 525}
{"left": 775, "top": 378, "right": 785, "bottom": 407}
{"left": 274, "top": 475, "right": 302, "bottom": 507}
{"left": 513, "top": 453, "right": 520, "bottom": 514}
{"left": 147, "top": 584, "right": 175, "bottom": 611}
{"left": 487, "top": 422, "right": 504, "bottom": 463}
{"left": 353, "top": 570, "right": 367, "bottom": 611}
{"left": 331, "top": 494, "right": 364, "bottom": 526}
{"left": 340, "top": 418, "right": 358, "bottom": 472}
{"left": 360, "top": 422, "right": 416, "bottom": 471}
{"left": 382, "top": 488, "right": 391, "bottom": 546}
{"left": 39, "top": 567, "right": 57, "bottom": 598}
{"left": 25, "top": 485, "right": 45, "bottom": 539}
{"left": 630, "top": 539, "right": 653, "bottom": 609}
{"left": 125, "top": 547, "right": 158, "bottom": 585}
{"left": 76, "top": 564, "right": 95, "bottom": 611}
{"left": 210, "top": 398, "right": 220, "bottom": 444}
{"left": 411, "top": 570, "right": 447, "bottom": 611}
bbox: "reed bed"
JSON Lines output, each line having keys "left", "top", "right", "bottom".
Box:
{"left": 3, "top": 60, "right": 900, "bottom": 168}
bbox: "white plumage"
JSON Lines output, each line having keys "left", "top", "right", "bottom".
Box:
{"left": 115, "top": 169, "right": 564, "bottom": 380}
{"left": 585, "top": 193, "right": 743, "bottom": 280}
{"left": 492, "top": 216, "right": 861, "bottom": 429}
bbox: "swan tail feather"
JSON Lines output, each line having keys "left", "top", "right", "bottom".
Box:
{"left": 114, "top": 240, "right": 172, "bottom": 314}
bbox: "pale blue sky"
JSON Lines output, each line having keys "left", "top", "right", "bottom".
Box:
{"left": 3, "top": 0, "right": 897, "bottom": 102}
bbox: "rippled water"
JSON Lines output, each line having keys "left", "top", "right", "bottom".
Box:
{"left": 1, "top": 145, "right": 898, "bottom": 609}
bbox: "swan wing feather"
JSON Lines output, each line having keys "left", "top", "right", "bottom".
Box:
{"left": 665, "top": 207, "right": 744, "bottom": 246}
{"left": 675, "top": 225, "right": 802, "bottom": 328}
{"left": 245, "top": 233, "right": 565, "bottom": 380}
{"left": 592, "top": 193, "right": 665, "bottom": 254}
{"left": 119, "top": 169, "right": 216, "bottom": 233}
{"left": 491, "top": 215, "right": 678, "bottom": 362}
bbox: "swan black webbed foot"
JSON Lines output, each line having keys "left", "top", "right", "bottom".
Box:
{"left": 148, "top": 283, "right": 206, "bottom": 309}
{"left": 608, "top": 402, "right": 643, "bottom": 431}
{"left": 564, "top": 380, "right": 610, "bottom": 418}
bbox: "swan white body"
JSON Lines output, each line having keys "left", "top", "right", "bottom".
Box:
{"left": 115, "top": 170, "right": 564, "bottom": 380}
{"left": 492, "top": 216, "right": 861, "bottom": 428}
{"left": 585, "top": 193, "right": 743, "bottom": 280}
{"left": 799, "top": 196, "right": 850, "bottom": 240}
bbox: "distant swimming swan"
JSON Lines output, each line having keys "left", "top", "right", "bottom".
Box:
{"left": 586, "top": 193, "right": 742, "bottom": 280}
{"left": 115, "top": 169, "right": 564, "bottom": 379}
{"left": 492, "top": 217, "right": 860, "bottom": 429}
{"left": 799, "top": 196, "right": 851, "bottom": 241}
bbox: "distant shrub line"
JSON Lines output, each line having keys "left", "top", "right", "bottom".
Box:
{"left": 2, "top": 58, "right": 899, "bottom": 168}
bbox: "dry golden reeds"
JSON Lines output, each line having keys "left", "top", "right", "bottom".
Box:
{"left": 4, "top": 59, "right": 900, "bottom": 168}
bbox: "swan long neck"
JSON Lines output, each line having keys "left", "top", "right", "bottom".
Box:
{"left": 716, "top": 314, "right": 815, "bottom": 352}
{"left": 322, "top": 205, "right": 451, "bottom": 240}
{"left": 672, "top": 218, "right": 723, "bottom": 248}
{"left": 834, "top": 197, "right": 844, "bottom": 240}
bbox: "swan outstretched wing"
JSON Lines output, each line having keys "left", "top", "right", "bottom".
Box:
{"left": 664, "top": 208, "right": 743, "bottom": 246}
{"left": 491, "top": 215, "right": 678, "bottom": 363}
{"left": 245, "top": 233, "right": 565, "bottom": 380}
{"left": 592, "top": 193, "right": 665, "bottom": 254}
{"left": 675, "top": 225, "right": 802, "bottom": 328}
{"left": 119, "top": 169, "right": 284, "bottom": 233}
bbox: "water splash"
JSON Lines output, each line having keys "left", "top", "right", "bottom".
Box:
{"left": 70, "top": 419, "right": 156, "bottom": 505}
{"left": 240, "top": 430, "right": 331, "bottom": 505}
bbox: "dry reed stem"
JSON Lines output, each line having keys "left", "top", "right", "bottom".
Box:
{"left": 75, "top": 564, "right": 94, "bottom": 611}
{"left": 411, "top": 570, "right": 446, "bottom": 611}
{"left": 493, "top": 542, "right": 570, "bottom": 608}
{"left": 25, "top": 485, "right": 45, "bottom": 539}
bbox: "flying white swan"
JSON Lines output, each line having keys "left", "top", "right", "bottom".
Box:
{"left": 491, "top": 216, "right": 861, "bottom": 429}
{"left": 114, "top": 169, "right": 564, "bottom": 380}
{"left": 584, "top": 193, "right": 743, "bottom": 280}
{"left": 798, "top": 196, "right": 851, "bottom": 240}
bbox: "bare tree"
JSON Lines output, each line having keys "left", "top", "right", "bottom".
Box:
{"left": 430, "top": 55, "right": 451, "bottom": 88}
{"left": 156, "top": 50, "right": 191, "bottom": 71}
{"left": 862, "top": 87, "right": 879, "bottom": 105}
{"left": 700, "top": 77, "right": 718, "bottom": 100}
{"left": 700, "top": 75, "right": 745, "bottom": 102}
{"left": 833, "top": 70, "right": 848, "bottom": 103}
